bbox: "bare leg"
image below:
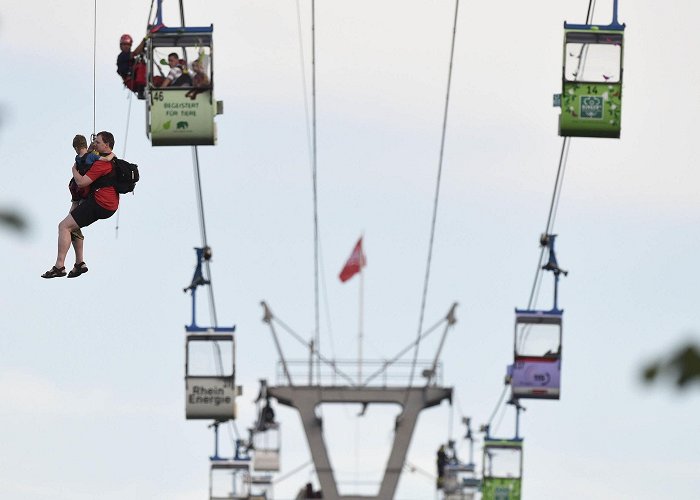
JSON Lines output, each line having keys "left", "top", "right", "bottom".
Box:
{"left": 71, "top": 236, "right": 84, "bottom": 264}
{"left": 55, "top": 215, "right": 79, "bottom": 269}
{"left": 68, "top": 201, "right": 84, "bottom": 264}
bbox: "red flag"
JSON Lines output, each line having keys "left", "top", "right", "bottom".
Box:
{"left": 339, "top": 237, "right": 366, "bottom": 283}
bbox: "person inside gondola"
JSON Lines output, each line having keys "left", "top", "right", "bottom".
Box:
{"left": 160, "top": 52, "right": 192, "bottom": 88}
{"left": 116, "top": 34, "right": 147, "bottom": 99}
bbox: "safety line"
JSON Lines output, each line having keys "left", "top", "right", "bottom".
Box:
{"left": 407, "top": 0, "right": 461, "bottom": 392}
{"left": 114, "top": 91, "right": 134, "bottom": 239}
{"left": 121, "top": 93, "right": 133, "bottom": 159}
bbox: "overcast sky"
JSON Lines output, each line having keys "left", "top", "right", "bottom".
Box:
{"left": 1, "top": 0, "right": 699, "bottom": 499}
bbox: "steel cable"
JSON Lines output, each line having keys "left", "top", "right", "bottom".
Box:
{"left": 407, "top": 0, "right": 461, "bottom": 393}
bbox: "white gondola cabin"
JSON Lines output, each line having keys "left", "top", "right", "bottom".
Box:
{"left": 251, "top": 423, "right": 281, "bottom": 472}
{"left": 508, "top": 234, "right": 566, "bottom": 400}
{"left": 249, "top": 474, "right": 273, "bottom": 500}
{"left": 210, "top": 459, "right": 252, "bottom": 500}
{"left": 509, "top": 310, "right": 562, "bottom": 400}
{"left": 185, "top": 333, "right": 238, "bottom": 420}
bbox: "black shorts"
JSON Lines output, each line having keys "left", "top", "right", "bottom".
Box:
{"left": 71, "top": 195, "right": 116, "bottom": 228}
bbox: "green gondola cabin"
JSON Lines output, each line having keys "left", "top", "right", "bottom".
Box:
{"left": 482, "top": 438, "right": 523, "bottom": 500}
{"left": 558, "top": 2, "right": 625, "bottom": 138}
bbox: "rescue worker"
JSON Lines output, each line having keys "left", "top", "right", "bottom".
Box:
{"left": 116, "top": 34, "right": 147, "bottom": 99}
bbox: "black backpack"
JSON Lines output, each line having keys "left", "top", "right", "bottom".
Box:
{"left": 112, "top": 158, "right": 140, "bottom": 194}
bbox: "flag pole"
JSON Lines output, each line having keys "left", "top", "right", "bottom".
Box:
{"left": 359, "top": 258, "right": 364, "bottom": 385}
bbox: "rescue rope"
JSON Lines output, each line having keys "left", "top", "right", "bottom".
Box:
{"left": 113, "top": 90, "right": 134, "bottom": 239}
{"left": 406, "top": 0, "right": 461, "bottom": 393}
{"left": 92, "top": 0, "right": 97, "bottom": 137}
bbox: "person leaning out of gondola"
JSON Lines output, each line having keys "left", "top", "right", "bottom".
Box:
{"left": 185, "top": 59, "right": 210, "bottom": 100}
{"left": 116, "top": 33, "right": 147, "bottom": 99}
{"left": 42, "top": 131, "right": 120, "bottom": 279}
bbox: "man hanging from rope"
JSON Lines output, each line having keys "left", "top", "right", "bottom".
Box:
{"left": 62, "top": 134, "right": 115, "bottom": 278}
{"left": 42, "top": 132, "right": 120, "bottom": 279}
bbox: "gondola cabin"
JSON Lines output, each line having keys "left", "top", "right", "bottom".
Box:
{"left": 509, "top": 310, "right": 562, "bottom": 400}
{"left": 443, "top": 462, "right": 480, "bottom": 500}
{"left": 209, "top": 460, "right": 252, "bottom": 500}
{"left": 185, "top": 333, "right": 238, "bottom": 420}
{"left": 146, "top": 26, "right": 222, "bottom": 146}
{"left": 558, "top": 3, "right": 625, "bottom": 138}
{"left": 249, "top": 475, "right": 273, "bottom": 499}
{"left": 251, "top": 423, "right": 281, "bottom": 472}
{"left": 481, "top": 438, "right": 523, "bottom": 500}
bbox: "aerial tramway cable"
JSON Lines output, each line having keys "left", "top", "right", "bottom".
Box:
{"left": 406, "top": 0, "right": 461, "bottom": 392}
{"left": 296, "top": 0, "right": 339, "bottom": 362}
{"left": 310, "top": 0, "right": 322, "bottom": 384}
{"left": 486, "top": 0, "right": 598, "bottom": 424}
{"left": 525, "top": 138, "right": 571, "bottom": 310}
{"left": 525, "top": 0, "right": 595, "bottom": 311}
{"left": 175, "top": 0, "right": 238, "bottom": 443}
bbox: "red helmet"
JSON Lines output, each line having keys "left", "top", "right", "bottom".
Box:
{"left": 120, "top": 34, "right": 133, "bottom": 45}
